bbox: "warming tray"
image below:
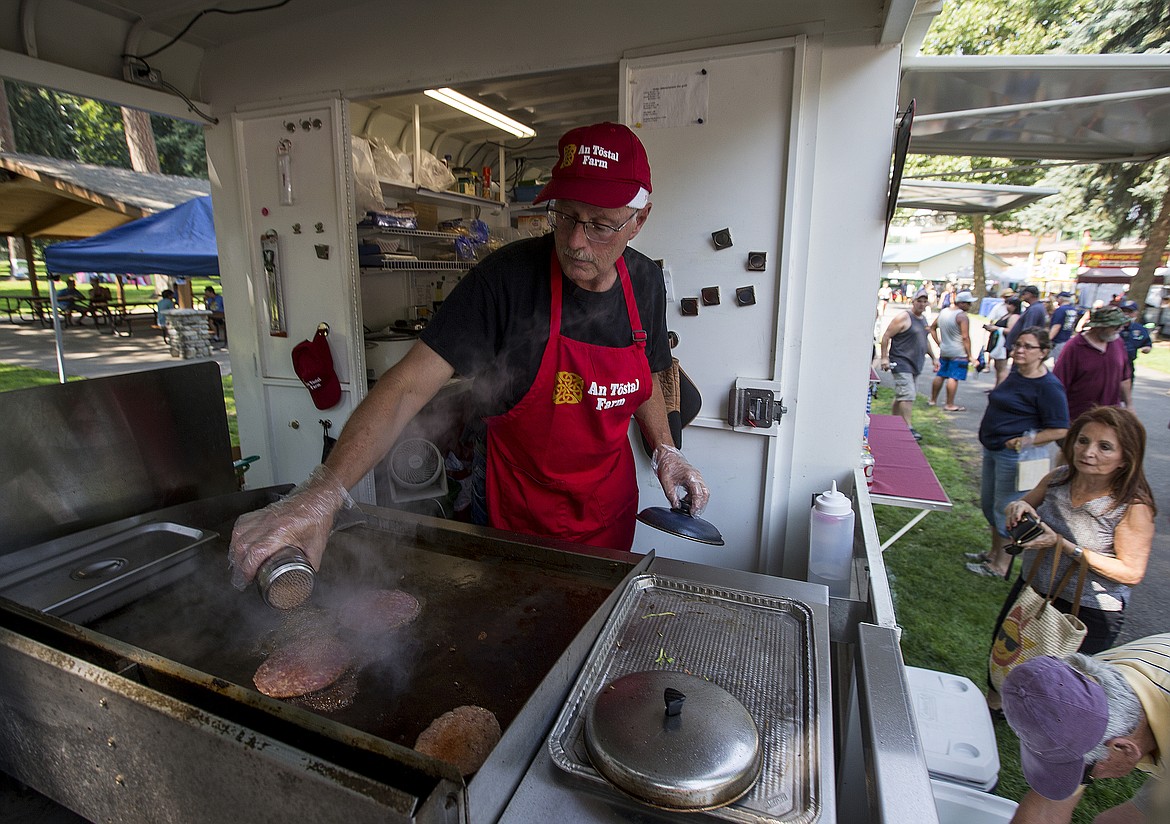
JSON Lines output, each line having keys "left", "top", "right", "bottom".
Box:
{"left": 0, "top": 521, "right": 215, "bottom": 622}
{"left": 548, "top": 573, "right": 820, "bottom": 824}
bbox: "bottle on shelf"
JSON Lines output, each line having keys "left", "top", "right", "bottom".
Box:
{"left": 808, "top": 480, "right": 856, "bottom": 597}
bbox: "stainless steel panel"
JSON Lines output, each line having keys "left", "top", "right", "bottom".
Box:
{"left": 0, "top": 522, "right": 215, "bottom": 620}
{"left": 549, "top": 573, "right": 821, "bottom": 824}
{"left": 0, "top": 362, "right": 236, "bottom": 555}
{"left": 854, "top": 623, "right": 939, "bottom": 824}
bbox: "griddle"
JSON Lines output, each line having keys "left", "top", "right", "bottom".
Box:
{"left": 82, "top": 523, "right": 617, "bottom": 747}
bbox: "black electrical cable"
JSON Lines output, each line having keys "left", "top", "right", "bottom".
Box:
{"left": 159, "top": 79, "right": 219, "bottom": 125}
{"left": 125, "top": 0, "right": 294, "bottom": 61}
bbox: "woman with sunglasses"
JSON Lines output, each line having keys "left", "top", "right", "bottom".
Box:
{"left": 967, "top": 327, "right": 1069, "bottom": 579}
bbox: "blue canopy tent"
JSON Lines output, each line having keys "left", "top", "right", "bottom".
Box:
{"left": 39, "top": 196, "right": 219, "bottom": 383}
{"left": 44, "top": 195, "right": 218, "bottom": 277}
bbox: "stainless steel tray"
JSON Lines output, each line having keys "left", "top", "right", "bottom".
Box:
{"left": 548, "top": 573, "right": 820, "bottom": 824}
{"left": 0, "top": 522, "right": 216, "bottom": 622}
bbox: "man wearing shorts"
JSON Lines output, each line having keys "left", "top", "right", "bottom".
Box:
{"left": 930, "top": 289, "right": 973, "bottom": 411}
{"left": 1002, "top": 634, "right": 1170, "bottom": 823}
{"left": 879, "top": 289, "right": 937, "bottom": 441}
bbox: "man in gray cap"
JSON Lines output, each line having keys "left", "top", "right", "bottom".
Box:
{"left": 879, "top": 288, "right": 938, "bottom": 441}
{"left": 929, "top": 289, "right": 974, "bottom": 411}
{"left": 1053, "top": 305, "right": 1131, "bottom": 421}
{"left": 1007, "top": 284, "right": 1049, "bottom": 352}
{"left": 1001, "top": 634, "right": 1170, "bottom": 822}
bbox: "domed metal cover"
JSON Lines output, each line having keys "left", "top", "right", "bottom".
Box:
{"left": 584, "top": 671, "right": 761, "bottom": 811}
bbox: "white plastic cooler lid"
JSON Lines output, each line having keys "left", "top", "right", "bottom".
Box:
{"left": 906, "top": 666, "right": 1000, "bottom": 792}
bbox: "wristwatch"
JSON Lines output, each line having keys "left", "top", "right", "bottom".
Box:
{"left": 1070, "top": 544, "right": 1084, "bottom": 561}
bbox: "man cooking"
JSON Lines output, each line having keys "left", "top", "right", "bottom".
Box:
{"left": 230, "top": 122, "right": 708, "bottom": 588}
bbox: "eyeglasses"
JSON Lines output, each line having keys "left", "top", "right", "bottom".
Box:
{"left": 1081, "top": 759, "right": 1096, "bottom": 785}
{"left": 1012, "top": 343, "right": 1043, "bottom": 351}
{"left": 546, "top": 207, "right": 638, "bottom": 243}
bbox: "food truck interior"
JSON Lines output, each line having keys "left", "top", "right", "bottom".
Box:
{"left": 2, "top": 1, "right": 1170, "bottom": 822}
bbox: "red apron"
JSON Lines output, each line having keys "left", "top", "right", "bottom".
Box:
{"left": 486, "top": 253, "right": 652, "bottom": 550}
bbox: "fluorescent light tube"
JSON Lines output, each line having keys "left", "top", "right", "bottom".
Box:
{"left": 424, "top": 88, "right": 536, "bottom": 139}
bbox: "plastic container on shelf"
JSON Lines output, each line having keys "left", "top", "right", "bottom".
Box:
{"left": 932, "top": 780, "right": 1018, "bottom": 824}
{"left": 807, "top": 480, "right": 855, "bottom": 597}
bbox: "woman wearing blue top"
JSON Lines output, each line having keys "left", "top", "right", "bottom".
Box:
{"left": 967, "top": 327, "right": 1070, "bottom": 578}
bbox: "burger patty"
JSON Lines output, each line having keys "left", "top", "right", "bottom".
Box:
{"left": 253, "top": 638, "right": 352, "bottom": 698}
{"left": 414, "top": 705, "right": 501, "bottom": 776}
{"left": 338, "top": 589, "right": 420, "bottom": 634}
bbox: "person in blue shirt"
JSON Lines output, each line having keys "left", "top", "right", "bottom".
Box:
{"left": 155, "top": 289, "right": 176, "bottom": 328}
{"left": 1005, "top": 285, "right": 1049, "bottom": 352}
{"left": 54, "top": 277, "right": 88, "bottom": 323}
{"left": 1047, "top": 291, "right": 1083, "bottom": 363}
{"left": 204, "top": 286, "right": 226, "bottom": 342}
{"left": 1119, "top": 299, "right": 1153, "bottom": 384}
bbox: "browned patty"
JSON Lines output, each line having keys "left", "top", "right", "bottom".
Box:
{"left": 253, "top": 638, "right": 352, "bottom": 698}
{"left": 414, "top": 705, "right": 501, "bottom": 776}
{"left": 338, "top": 589, "right": 420, "bottom": 634}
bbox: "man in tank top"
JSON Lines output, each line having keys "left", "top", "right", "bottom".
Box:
{"left": 929, "top": 289, "right": 973, "bottom": 412}
{"left": 879, "top": 288, "right": 938, "bottom": 441}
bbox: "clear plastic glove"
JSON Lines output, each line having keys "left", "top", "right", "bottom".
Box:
{"left": 651, "top": 445, "right": 710, "bottom": 515}
{"left": 228, "top": 464, "right": 354, "bottom": 590}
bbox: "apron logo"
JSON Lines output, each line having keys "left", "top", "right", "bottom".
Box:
{"left": 553, "top": 371, "right": 584, "bottom": 404}
{"left": 559, "top": 143, "right": 577, "bottom": 170}
{"left": 586, "top": 378, "right": 640, "bottom": 410}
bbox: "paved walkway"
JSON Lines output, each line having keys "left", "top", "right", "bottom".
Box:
{"left": 0, "top": 315, "right": 230, "bottom": 378}
{"left": 875, "top": 303, "right": 1170, "bottom": 645}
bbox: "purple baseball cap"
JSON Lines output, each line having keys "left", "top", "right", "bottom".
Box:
{"left": 1001, "top": 656, "right": 1109, "bottom": 800}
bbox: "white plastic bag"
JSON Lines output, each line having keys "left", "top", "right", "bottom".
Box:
{"left": 1016, "top": 432, "right": 1057, "bottom": 491}
{"left": 370, "top": 138, "right": 413, "bottom": 186}
{"left": 414, "top": 149, "right": 456, "bottom": 192}
{"left": 350, "top": 137, "right": 385, "bottom": 213}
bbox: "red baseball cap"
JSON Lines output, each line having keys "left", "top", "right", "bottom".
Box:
{"left": 292, "top": 330, "right": 341, "bottom": 410}
{"left": 533, "top": 122, "right": 652, "bottom": 209}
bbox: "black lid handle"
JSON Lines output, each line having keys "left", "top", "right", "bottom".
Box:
{"left": 664, "top": 687, "right": 686, "bottom": 717}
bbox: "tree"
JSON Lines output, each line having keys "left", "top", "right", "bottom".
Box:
{"left": 1058, "top": 0, "right": 1170, "bottom": 305}
{"left": 908, "top": 0, "right": 1087, "bottom": 297}
{"left": 2, "top": 79, "right": 206, "bottom": 177}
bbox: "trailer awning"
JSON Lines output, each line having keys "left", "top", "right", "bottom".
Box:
{"left": 897, "top": 179, "right": 1059, "bottom": 214}
{"left": 900, "top": 55, "right": 1170, "bottom": 162}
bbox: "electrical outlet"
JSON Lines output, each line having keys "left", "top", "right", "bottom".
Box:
{"left": 123, "top": 60, "right": 163, "bottom": 88}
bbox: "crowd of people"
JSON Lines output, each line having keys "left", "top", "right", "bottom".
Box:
{"left": 877, "top": 281, "right": 1165, "bottom": 822}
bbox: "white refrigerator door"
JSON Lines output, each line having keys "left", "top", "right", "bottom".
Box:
{"left": 623, "top": 39, "right": 802, "bottom": 573}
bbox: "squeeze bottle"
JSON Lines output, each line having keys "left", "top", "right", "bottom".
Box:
{"left": 808, "top": 480, "right": 855, "bottom": 597}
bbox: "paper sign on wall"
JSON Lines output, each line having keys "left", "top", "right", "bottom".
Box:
{"left": 629, "top": 68, "right": 710, "bottom": 130}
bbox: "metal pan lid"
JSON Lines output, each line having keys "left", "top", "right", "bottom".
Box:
{"left": 584, "top": 671, "right": 761, "bottom": 811}
{"left": 636, "top": 497, "right": 725, "bottom": 545}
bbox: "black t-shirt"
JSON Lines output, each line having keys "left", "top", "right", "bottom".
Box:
{"left": 420, "top": 234, "right": 670, "bottom": 420}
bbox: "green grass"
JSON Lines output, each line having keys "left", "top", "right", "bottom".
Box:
{"left": 1, "top": 272, "right": 220, "bottom": 303}
{"left": 0, "top": 362, "right": 238, "bottom": 448}
{"left": 0, "top": 363, "right": 84, "bottom": 390}
{"left": 873, "top": 388, "right": 1145, "bottom": 821}
{"left": 1137, "top": 339, "right": 1170, "bottom": 375}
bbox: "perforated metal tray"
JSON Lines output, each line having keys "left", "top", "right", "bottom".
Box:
{"left": 548, "top": 573, "right": 820, "bottom": 824}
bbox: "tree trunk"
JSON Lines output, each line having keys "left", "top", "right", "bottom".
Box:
{"left": 0, "top": 80, "right": 26, "bottom": 279}
{"left": 121, "top": 107, "right": 160, "bottom": 174}
{"left": 1126, "top": 181, "right": 1170, "bottom": 307}
{"left": 972, "top": 213, "right": 987, "bottom": 298}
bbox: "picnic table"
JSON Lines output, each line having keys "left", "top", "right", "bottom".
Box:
{"left": 1, "top": 295, "right": 53, "bottom": 325}
{"left": 1, "top": 296, "right": 160, "bottom": 336}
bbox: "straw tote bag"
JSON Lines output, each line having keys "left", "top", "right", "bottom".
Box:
{"left": 989, "top": 547, "right": 1088, "bottom": 691}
